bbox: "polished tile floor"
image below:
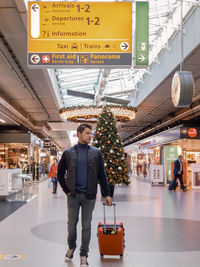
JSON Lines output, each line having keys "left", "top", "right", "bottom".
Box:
{"left": 0, "top": 177, "right": 200, "bottom": 267}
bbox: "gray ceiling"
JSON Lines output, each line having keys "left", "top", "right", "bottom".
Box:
{"left": 0, "top": 0, "right": 200, "bottom": 150}
{"left": 120, "top": 42, "right": 200, "bottom": 143}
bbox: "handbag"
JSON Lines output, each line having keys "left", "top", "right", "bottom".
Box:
{"left": 51, "top": 177, "right": 56, "bottom": 182}
{"left": 48, "top": 180, "right": 52, "bottom": 188}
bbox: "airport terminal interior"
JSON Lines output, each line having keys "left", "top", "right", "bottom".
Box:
{"left": 1, "top": 0, "right": 200, "bottom": 266}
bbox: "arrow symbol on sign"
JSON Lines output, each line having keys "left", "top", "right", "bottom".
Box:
{"left": 32, "top": 55, "right": 39, "bottom": 63}
{"left": 32, "top": 4, "right": 39, "bottom": 12}
{"left": 120, "top": 42, "right": 129, "bottom": 51}
{"left": 138, "top": 54, "right": 146, "bottom": 62}
{"left": 30, "top": 54, "right": 40, "bottom": 64}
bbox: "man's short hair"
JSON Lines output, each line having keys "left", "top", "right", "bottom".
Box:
{"left": 77, "top": 123, "right": 92, "bottom": 134}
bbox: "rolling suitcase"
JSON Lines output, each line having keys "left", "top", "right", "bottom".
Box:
{"left": 168, "top": 181, "right": 178, "bottom": 191}
{"left": 97, "top": 203, "right": 125, "bottom": 259}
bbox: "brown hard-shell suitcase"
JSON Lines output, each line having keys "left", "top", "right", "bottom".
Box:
{"left": 97, "top": 203, "right": 125, "bottom": 259}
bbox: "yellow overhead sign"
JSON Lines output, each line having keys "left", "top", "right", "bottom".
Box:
{"left": 28, "top": 1, "right": 132, "bottom": 67}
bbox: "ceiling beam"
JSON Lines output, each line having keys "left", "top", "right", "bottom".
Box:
{"left": 67, "top": 90, "right": 94, "bottom": 100}
{"left": 106, "top": 89, "right": 134, "bottom": 96}
{"left": 67, "top": 89, "right": 130, "bottom": 105}
{"left": 102, "top": 96, "right": 130, "bottom": 105}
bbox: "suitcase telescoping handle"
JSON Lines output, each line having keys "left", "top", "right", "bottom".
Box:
{"left": 103, "top": 202, "right": 116, "bottom": 233}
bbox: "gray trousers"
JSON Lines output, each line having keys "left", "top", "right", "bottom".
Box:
{"left": 67, "top": 192, "right": 95, "bottom": 256}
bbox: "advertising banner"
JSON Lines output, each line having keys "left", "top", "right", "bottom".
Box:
{"left": 0, "top": 170, "right": 8, "bottom": 196}
{"left": 150, "top": 164, "right": 164, "bottom": 184}
{"left": 191, "top": 163, "right": 200, "bottom": 188}
{"left": 165, "top": 146, "right": 178, "bottom": 183}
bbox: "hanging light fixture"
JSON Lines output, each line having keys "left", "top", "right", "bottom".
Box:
{"left": 59, "top": 105, "right": 136, "bottom": 123}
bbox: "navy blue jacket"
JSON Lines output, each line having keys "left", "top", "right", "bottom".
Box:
{"left": 174, "top": 159, "right": 183, "bottom": 176}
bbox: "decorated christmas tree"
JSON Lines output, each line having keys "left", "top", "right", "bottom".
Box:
{"left": 93, "top": 106, "right": 130, "bottom": 185}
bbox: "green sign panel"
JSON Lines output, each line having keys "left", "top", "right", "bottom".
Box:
{"left": 135, "top": 2, "right": 149, "bottom": 66}
{"left": 165, "top": 146, "right": 178, "bottom": 184}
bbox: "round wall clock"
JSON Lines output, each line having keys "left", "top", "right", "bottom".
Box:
{"left": 171, "top": 71, "right": 194, "bottom": 107}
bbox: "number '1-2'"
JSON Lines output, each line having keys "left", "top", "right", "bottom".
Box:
{"left": 76, "top": 4, "right": 90, "bottom": 12}
{"left": 86, "top": 17, "right": 100, "bottom": 25}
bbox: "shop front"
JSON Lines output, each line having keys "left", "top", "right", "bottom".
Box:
{"left": 0, "top": 131, "right": 44, "bottom": 181}
{"left": 178, "top": 126, "right": 200, "bottom": 188}
{"left": 136, "top": 148, "right": 155, "bottom": 180}
{"left": 0, "top": 143, "right": 29, "bottom": 170}
{"left": 125, "top": 125, "right": 200, "bottom": 188}
{"left": 125, "top": 141, "right": 162, "bottom": 182}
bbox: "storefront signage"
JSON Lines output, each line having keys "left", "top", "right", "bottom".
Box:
{"left": 50, "top": 151, "right": 57, "bottom": 156}
{"left": 50, "top": 144, "right": 57, "bottom": 155}
{"left": 31, "top": 133, "right": 42, "bottom": 147}
{"left": 180, "top": 127, "right": 200, "bottom": 139}
{"left": 43, "top": 139, "right": 51, "bottom": 148}
{"left": 187, "top": 128, "right": 197, "bottom": 138}
{"left": 138, "top": 139, "right": 155, "bottom": 148}
{"left": 50, "top": 145, "right": 57, "bottom": 151}
{"left": 135, "top": 1, "right": 149, "bottom": 66}
{"left": 28, "top": 1, "right": 132, "bottom": 68}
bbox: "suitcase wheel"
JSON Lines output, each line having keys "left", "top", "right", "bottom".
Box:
{"left": 120, "top": 255, "right": 123, "bottom": 259}
{"left": 100, "top": 254, "right": 104, "bottom": 259}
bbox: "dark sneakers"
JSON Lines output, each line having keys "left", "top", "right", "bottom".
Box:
{"left": 65, "top": 248, "right": 75, "bottom": 262}
{"left": 80, "top": 256, "right": 89, "bottom": 266}
{"left": 181, "top": 186, "right": 188, "bottom": 192}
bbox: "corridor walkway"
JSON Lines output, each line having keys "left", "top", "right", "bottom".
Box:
{"left": 0, "top": 177, "right": 200, "bottom": 267}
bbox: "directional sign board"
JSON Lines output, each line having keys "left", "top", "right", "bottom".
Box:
{"left": 28, "top": 1, "right": 132, "bottom": 68}
{"left": 135, "top": 2, "right": 149, "bottom": 66}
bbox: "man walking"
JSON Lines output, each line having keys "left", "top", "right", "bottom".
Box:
{"left": 172, "top": 155, "right": 187, "bottom": 191}
{"left": 57, "top": 123, "right": 112, "bottom": 266}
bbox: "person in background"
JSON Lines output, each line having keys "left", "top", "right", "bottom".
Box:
{"left": 172, "top": 155, "right": 187, "bottom": 191}
{"left": 0, "top": 161, "right": 4, "bottom": 168}
{"left": 48, "top": 158, "right": 58, "bottom": 194}
{"left": 57, "top": 123, "right": 112, "bottom": 266}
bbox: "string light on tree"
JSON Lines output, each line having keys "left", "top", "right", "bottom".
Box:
{"left": 93, "top": 106, "right": 130, "bottom": 186}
